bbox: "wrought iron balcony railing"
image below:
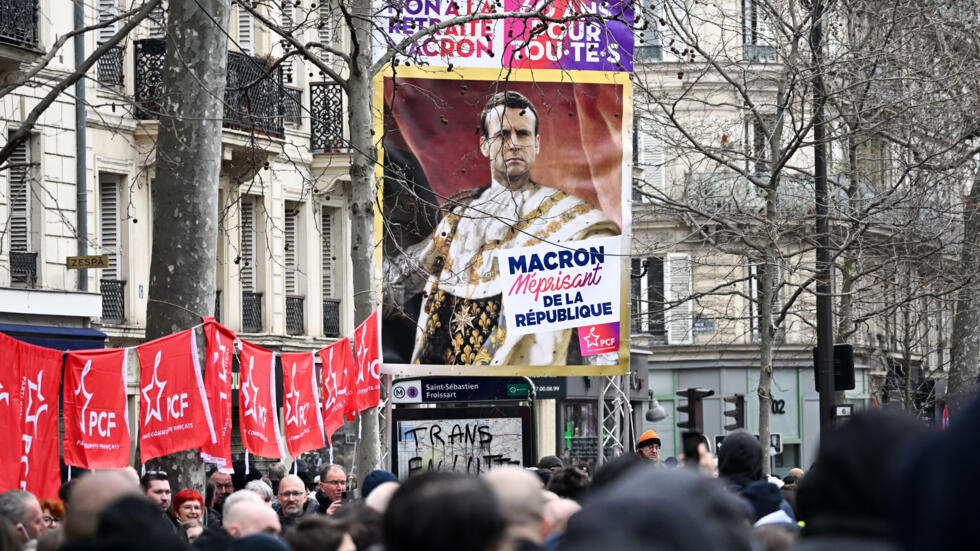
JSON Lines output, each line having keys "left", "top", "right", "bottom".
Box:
{"left": 215, "top": 289, "right": 222, "bottom": 323}
{"left": 0, "top": 0, "right": 39, "bottom": 50}
{"left": 743, "top": 44, "right": 777, "bottom": 63}
{"left": 9, "top": 251, "right": 36, "bottom": 287}
{"left": 310, "top": 82, "right": 347, "bottom": 153}
{"left": 97, "top": 44, "right": 125, "bottom": 89}
{"left": 286, "top": 295, "right": 304, "bottom": 335}
{"left": 134, "top": 39, "right": 284, "bottom": 138}
{"left": 283, "top": 86, "right": 303, "bottom": 127}
{"left": 323, "top": 298, "right": 341, "bottom": 338}
{"left": 100, "top": 279, "right": 126, "bottom": 324}
{"left": 243, "top": 291, "right": 263, "bottom": 332}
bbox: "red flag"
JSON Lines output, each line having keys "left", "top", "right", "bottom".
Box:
{"left": 353, "top": 311, "right": 381, "bottom": 413}
{"left": 201, "top": 320, "right": 235, "bottom": 472}
{"left": 14, "top": 337, "right": 63, "bottom": 498}
{"left": 137, "top": 330, "right": 215, "bottom": 463}
{"left": 942, "top": 404, "right": 950, "bottom": 430}
{"left": 238, "top": 341, "right": 285, "bottom": 459}
{"left": 318, "top": 338, "right": 353, "bottom": 445}
{"left": 0, "top": 333, "right": 22, "bottom": 492}
{"left": 63, "top": 348, "right": 131, "bottom": 469}
{"left": 281, "top": 352, "right": 325, "bottom": 456}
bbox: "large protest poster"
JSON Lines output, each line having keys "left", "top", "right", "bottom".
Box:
{"left": 390, "top": 406, "right": 533, "bottom": 479}
{"left": 376, "top": 70, "right": 631, "bottom": 375}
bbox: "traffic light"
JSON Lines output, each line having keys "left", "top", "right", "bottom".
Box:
{"left": 813, "top": 343, "right": 855, "bottom": 393}
{"left": 723, "top": 394, "right": 745, "bottom": 431}
{"left": 677, "top": 388, "right": 714, "bottom": 433}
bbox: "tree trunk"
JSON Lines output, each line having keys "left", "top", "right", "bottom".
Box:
{"left": 948, "top": 162, "right": 980, "bottom": 412}
{"left": 756, "top": 180, "right": 780, "bottom": 477}
{"left": 349, "top": 0, "right": 382, "bottom": 482}
{"left": 144, "top": 0, "right": 231, "bottom": 493}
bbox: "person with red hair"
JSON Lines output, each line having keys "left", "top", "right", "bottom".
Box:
{"left": 173, "top": 489, "right": 205, "bottom": 542}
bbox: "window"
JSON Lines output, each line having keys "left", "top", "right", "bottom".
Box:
{"left": 319, "top": 0, "right": 334, "bottom": 61}
{"left": 99, "top": 176, "right": 120, "bottom": 281}
{"left": 238, "top": 4, "right": 254, "bottom": 55}
{"left": 240, "top": 196, "right": 262, "bottom": 332}
{"left": 147, "top": 0, "right": 167, "bottom": 38}
{"left": 631, "top": 257, "right": 666, "bottom": 340}
{"left": 321, "top": 208, "right": 335, "bottom": 297}
{"left": 637, "top": 0, "right": 686, "bottom": 62}
{"left": 634, "top": 118, "right": 665, "bottom": 202}
{"left": 632, "top": 254, "right": 693, "bottom": 344}
{"left": 743, "top": 0, "right": 776, "bottom": 62}
{"left": 664, "top": 253, "right": 692, "bottom": 344}
{"left": 280, "top": 1, "right": 296, "bottom": 84}
{"left": 8, "top": 132, "right": 31, "bottom": 254}
{"left": 241, "top": 197, "right": 256, "bottom": 292}
{"left": 284, "top": 206, "right": 298, "bottom": 294}
{"left": 97, "top": 0, "right": 118, "bottom": 43}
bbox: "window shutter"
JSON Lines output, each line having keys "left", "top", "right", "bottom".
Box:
{"left": 749, "top": 263, "right": 760, "bottom": 341}
{"left": 99, "top": 179, "right": 120, "bottom": 280}
{"left": 147, "top": 0, "right": 167, "bottom": 38}
{"left": 743, "top": 0, "right": 776, "bottom": 61}
{"left": 280, "top": 2, "right": 295, "bottom": 84}
{"left": 639, "top": 128, "right": 666, "bottom": 197}
{"left": 241, "top": 198, "right": 256, "bottom": 292}
{"left": 665, "top": 253, "right": 692, "bottom": 344}
{"left": 631, "top": 258, "right": 644, "bottom": 333}
{"left": 97, "top": 0, "right": 118, "bottom": 44}
{"left": 284, "top": 208, "right": 297, "bottom": 294}
{"left": 8, "top": 135, "right": 30, "bottom": 253}
{"left": 238, "top": 5, "right": 254, "bottom": 55}
{"left": 321, "top": 208, "right": 334, "bottom": 297}
{"left": 319, "top": 0, "right": 333, "bottom": 60}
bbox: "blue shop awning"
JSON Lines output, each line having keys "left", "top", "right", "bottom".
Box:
{"left": 0, "top": 323, "right": 106, "bottom": 351}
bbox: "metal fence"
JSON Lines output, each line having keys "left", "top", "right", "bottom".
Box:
{"left": 100, "top": 279, "right": 126, "bottom": 323}
{"left": 0, "top": 0, "right": 38, "bottom": 49}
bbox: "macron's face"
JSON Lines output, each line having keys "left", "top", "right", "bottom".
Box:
{"left": 480, "top": 105, "right": 540, "bottom": 189}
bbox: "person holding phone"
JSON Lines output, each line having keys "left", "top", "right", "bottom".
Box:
{"left": 315, "top": 465, "right": 348, "bottom": 516}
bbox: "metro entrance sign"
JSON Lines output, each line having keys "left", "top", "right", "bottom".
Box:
{"left": 391, "top": 377, "right": 566, "bottom": 404}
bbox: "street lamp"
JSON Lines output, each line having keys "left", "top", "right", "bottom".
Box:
{"left": 646, "top": 390, "right": 668, "bottom": 422}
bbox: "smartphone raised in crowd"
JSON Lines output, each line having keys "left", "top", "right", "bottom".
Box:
{"left": 681, "top": 431, "right": 703, "bottom": 469}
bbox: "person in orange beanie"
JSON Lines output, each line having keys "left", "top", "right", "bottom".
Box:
{"left": 637, "top": 429, "right": 662, "bottom": 465}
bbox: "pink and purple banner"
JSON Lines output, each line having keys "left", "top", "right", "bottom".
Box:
{"left": 376, "top": 0, "right": 634, "bottom": 72}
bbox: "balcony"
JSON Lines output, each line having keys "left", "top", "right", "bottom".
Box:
{"left": 323, "top": 298, "right": 341, "bottom": 337}
{"left": 242, "top": 291, "right": 262, "bottom": 333}
{"left": 283, "top": 86, "right": 303, "bottom": 127}
{"left": 286, "top": 295, "right": 304, "bottom": 335}
{"left": 100, "top": 279, "right": 126, "bottom": 324}
{"left": 310, "top": 82, "right": 347, "bottom": 153}
{"left": 0, "top": 0, "right": 38, "bottom": 50}
{"left": 215, "top": 289, "right": 222, "bottom": 323}
{"left": 97, "top": 45, "right": 125, "bottom": 89}
{"left": 10, "top": 251, "right": 36, "bottom": 287}
{"left": 134, "top": 39, "right": 284, "bottom": 138}
{"left": 743, "top": 44, "right": 777, "bottom": 63}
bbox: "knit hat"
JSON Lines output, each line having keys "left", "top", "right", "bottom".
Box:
{"left": 536, "top": 455, "right": 564, "bottom": 470}
{"left": 361, "top": 469, "right": 398, "bottom": 499}
{"left": 173, "top": 488, "right": 204, "bottom": 512}
{"left": 637, "top": 429, "right": 661, "bottom": 449}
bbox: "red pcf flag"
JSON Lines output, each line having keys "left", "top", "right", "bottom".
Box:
{"left": 318, "top": 338, "right": 353, "bottom": 445}
{"left": 137, "top": 329, "right": 215, "bottom": 463}
{"left": 281, "top": 352, "right": 325, "bottom": 457}
{"left": 238, "top": 341, "right": 285, "bottom": 459}
{"left": 201, "top": 320, "right": 235, "bottom": 472}
{"left": 14, "top": 337, "right": 63, "bottom": 498}
{"left": 353, "top": 310, "right": 381, "bottom": 413}
{"left": 0, "top": 333, "right": 22, "bottom": 492}
{"left": 63, "top": 348, "right": 131, "bottom": 469}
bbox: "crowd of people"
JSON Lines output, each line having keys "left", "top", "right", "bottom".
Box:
{"left": 1, "top": 397, "right": 977, "bottom": 551}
